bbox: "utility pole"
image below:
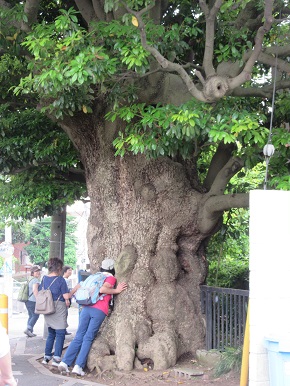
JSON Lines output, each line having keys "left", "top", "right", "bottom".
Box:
{"left": 49, "top": 207, "right": 66, "bottom": 261}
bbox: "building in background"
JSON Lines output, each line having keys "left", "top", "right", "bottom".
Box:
{"left": 67, "top": 200, "right": 90, "bottom": 271}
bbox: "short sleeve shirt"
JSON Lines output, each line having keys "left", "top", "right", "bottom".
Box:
{"left": 64, "top": 277, "right": 72, "bottom": 291}
{"left": 39, "top": 275, "right": 69, "bottom": 302}
{"left": 28, "top": 277, "right": 41, "bottom": 302}
{"left": 91, "top": 275, "right": 116, "bottom": 315}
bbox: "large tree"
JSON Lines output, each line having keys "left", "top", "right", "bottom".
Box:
{"left": 0, "top": 0, "right": 290, "bottom": 372}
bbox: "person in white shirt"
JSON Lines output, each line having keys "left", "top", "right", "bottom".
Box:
{"left": 24, "top": 265, "right": 42, "bottom": 337}
{"left": 62, "top": 265, "right": 73, "bottom": 335}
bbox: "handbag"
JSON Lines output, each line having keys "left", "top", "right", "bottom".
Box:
{"left": 35, "top": 276, "right": 59, "bottom": 315}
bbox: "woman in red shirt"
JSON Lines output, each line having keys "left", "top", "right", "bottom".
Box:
{"left": 58, "top": 259, "right": 127, "bottom": 376}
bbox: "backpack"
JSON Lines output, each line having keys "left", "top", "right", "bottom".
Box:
{"left": 75, "top": 272, "right": 107, "bottom": 306}
{"left": 35, "top": 276, "right": 59, "bottom": 315}
{"left": 17, "top": 278, "right": 33, "bottom": 303}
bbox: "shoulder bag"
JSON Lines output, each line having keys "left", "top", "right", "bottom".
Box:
{"left": 35, "top": 276, "right": 59, "bottom": 315}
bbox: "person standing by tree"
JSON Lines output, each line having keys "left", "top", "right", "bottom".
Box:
{"left": 58, "top": 259, "right": 127, "bottom": 376}
{"left": 62, "top": 265, "right": 73, "bottom": 335}
{"left": 37, "top": 257, "right": 71, "bottom": 367}
{"left": 24, "top": 265, "right": 41, "bottom": 337}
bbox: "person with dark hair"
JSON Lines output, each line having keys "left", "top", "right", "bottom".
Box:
{"left": 36, "top": 257, "right": 71, "bottom": 367}
{"left": 24, "top": 265, "right": 41, "bottom": 337}
{"left": 62, "top": 266, "right": 73, "bottom": 290}
{"left": 62, "top": 265, "right": 73, "bottom": 335}
{"left": 58, "top": 259, "right": 127, "bottom": 376}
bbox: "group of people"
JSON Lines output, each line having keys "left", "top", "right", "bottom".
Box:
{"left": 22, "top": 257, "right": 127, "bottom": 376}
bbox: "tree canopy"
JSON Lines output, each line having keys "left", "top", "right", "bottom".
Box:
{"left": 0, "top": 107, "right": 86, "bottom": 219}
{"left": 0, "top": 0, "right": 289, "bottom": 212}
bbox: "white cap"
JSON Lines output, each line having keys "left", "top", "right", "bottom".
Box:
{"left": 101, "top": 259, "right": 114, "bottom": 270}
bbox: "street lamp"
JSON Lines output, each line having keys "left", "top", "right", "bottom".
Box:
{"left": 263, "top": 143, "right": 275, "bottom": 190}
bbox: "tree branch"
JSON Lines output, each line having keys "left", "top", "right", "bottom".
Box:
{"left": 229, "top": 0, "right": 274, "bottom": 90}
{"left": 208, "top": 157, "right": 244, "bottom": 196}
{"left": 21, "top": 0, "right": 40, "bottom": 32}
{"left": 122, "top": 1, "right": 207, "bottom": 102}
{"left": 199, "top": 0, "right": 223, "bottom": 77}
{"left": 8, "top": 162, "right": 85, "bottom": 183}
{"left": 264, "top": 44, "right": 290, "bottom": 57}
{"left": 126, "top": 0, "right": 282, "bottom": 103}
{"left": 258, "top": 51, "right": 290, "bottom": 73}
{"left": 231, "top": 80, "right": 290, "bottom": 98}
{"left": 198, "top": 193, "right": 249, "bottom": 234}
{"left": 74, "top": 0, "right": 96, "bottom": 25}
{"left": 203, "top": 143, "right": 236, "bottom": 191}
{"left": 92, "top": 0, "right": 105, "bottom": 21}
{"left": 198, "top": 157, "right": 246, "bottom": 234}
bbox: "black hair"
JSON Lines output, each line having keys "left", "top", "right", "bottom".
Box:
{"left": 100, "top": 267, "right": 115, "bottom": 276}
{"left": 62, "top": 265, "right": 72, "bottom": 275}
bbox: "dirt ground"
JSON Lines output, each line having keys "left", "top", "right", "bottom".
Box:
{"left": 47, "top": 354, "right": 241, "bottom": 386}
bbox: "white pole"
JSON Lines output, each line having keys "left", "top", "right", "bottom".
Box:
{"left": 0, "top": 224, "right": 14, "bottom": 319}
{"left": 249, "top": 190, "right": 290, "bottom": 386}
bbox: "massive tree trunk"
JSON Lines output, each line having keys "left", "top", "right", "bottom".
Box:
{"left": 60, "top": 111, "right": 218, "bottom": 371}
{"left": 87, "top": 153, "right": 208, "bottom": 371}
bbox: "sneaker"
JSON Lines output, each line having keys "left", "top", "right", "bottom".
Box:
{"left": 52, "top": 357, "right": 61, "bottom": 367}
{"left": 58, "top": 361, "right": 70, "bottom": 373}
{"left": 65, "top": 331, "right": 72, "bottom": 335}
{"left": 72, "top": 364, "right": 85, "bottom": 376}
{"left": 24, "top": 329, "right": 35, "bottom": 338}
{"left": 42, "top": 356, "right": 51, "bottom": 365}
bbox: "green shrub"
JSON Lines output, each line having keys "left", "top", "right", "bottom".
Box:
{"left": 214, "top": 346, "right": 242, "bottom": 377}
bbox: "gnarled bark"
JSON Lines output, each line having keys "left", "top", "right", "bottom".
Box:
{"left": 59, "top": 113, "right": 247, "bottom": 372}
{"left": 85, "top": 152, "right": 207, "bottom": 371}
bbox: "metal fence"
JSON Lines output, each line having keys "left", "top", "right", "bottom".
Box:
{"left": 200, "top": 285, "right": 249, "bottom": 350}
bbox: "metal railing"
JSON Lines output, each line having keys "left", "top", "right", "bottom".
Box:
{"left": 200, "top": 285, "right": 249, "bottom": 350}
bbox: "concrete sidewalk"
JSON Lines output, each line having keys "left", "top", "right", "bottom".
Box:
{"left": 8, "top": 306, "right": 105, "bottom": 386}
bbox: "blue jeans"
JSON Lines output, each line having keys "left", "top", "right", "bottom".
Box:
{"left": 62, "top": 307, "right": 106, "bottom": 368}
{"left": 25, "top": 300, "right": 40, "bottom": 332}
{"left": 45, "top": 327, "right": 66, "bottom": 358}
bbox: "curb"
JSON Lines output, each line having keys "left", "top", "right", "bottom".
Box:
{"left": 28, "top": 353, "right": 106, "bottom": 386}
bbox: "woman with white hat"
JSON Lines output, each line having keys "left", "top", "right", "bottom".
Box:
{"left": 58, "top": 259, "right": 127, "bottom": 376}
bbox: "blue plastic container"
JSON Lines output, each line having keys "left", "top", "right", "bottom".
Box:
{"left": 264, "top": 335, "right": 290, "bottom": 386}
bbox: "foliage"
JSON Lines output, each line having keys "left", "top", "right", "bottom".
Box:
{"left": 267, "top": 91, "right": 290, "bottom": 190}
{"left": 206, "top": 165, "right": 265, "bottom": 289}
{"left": 214, "top": 346, "right": 242, "bottom": 377}
{"left": 22, "top": 215, "right": 77, "bottom": 267}
{"left": 0, "top": 106, "right": 86, "bottom": 220}
{"left": 0, "top": 1, "right": 289, "bottom": 285}
{"left": 207, "top": 252, "right": 249, "bottom": 289}
{"left": 206, "top": 209, "right": 250, "bottom": 289}
{"left": 13, "top": 8, "right": 152, "bottom": 118}
{"left": 108, "top": 98, "right": 268, "bottom": 164}
{"left": 0, "top": 1, "right": 289, "bottom": 199}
